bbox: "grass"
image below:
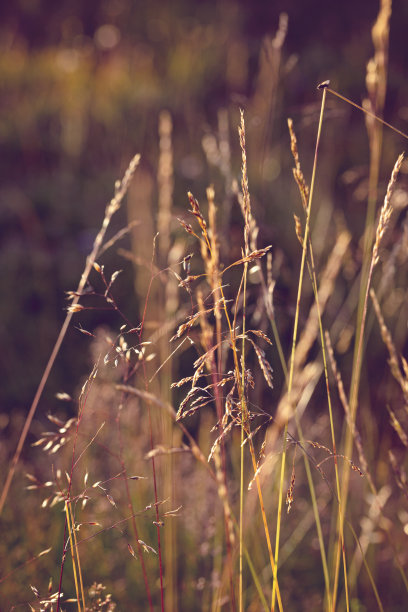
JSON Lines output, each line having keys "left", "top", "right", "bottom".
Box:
{"left": 2, "top": 5, "right": 408, "bottom": 610}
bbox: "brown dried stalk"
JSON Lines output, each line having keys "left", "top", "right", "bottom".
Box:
{"left": 238, "top": 108, "right": 251, "bottom": 256}
{"left": 293, "top": 214, "right": 303, "bottom": 245}
{"left": 288, "top": 118, "right": 309, "bottom": 211}
{"left": 370, "top": 288, "right": 408, "bottom": 408}
{"left": 222, "top": 246, "right": 273, "bottom": 274}
{"left": 294, "top": 229, "right": 351, "bottom": 372}
{"left": 157, "top": 110, "right": 174, "bottom": 257}
{"left": 325, "top": 331, "right": 370, "bottom": 479}
{"left": 372, "top": 153, "right": 404, "bottom": 265}
{"left": 244, "top": 337, "right": 273, "bottom": 389}
{"left": 285, "top": 446, "right": 297, "bottom": 514}
{"left": 351, "top": 153, "right": 404, "bottom": 428}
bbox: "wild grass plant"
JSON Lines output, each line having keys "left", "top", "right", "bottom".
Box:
{"left": 2, "top": 4, "right": 408, "bottom": 611}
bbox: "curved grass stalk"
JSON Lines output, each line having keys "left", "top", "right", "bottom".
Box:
{"left": 0, "top": 154, "right": 141, "bottom": 518}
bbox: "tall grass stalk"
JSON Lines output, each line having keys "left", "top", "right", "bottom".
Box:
{"left": 307, "top": 239, "right": 349, "bottom": 612}
{"left": 201, "top": 184, "right": 237, "bottom": 609}
{"left": 65, "top": 500, "right": 86, "bottom": 611}
{"left": 115, "top": 386, "right": 154, "bottom": 611}
{"left": 181, "top": 112, "right": 283, "bottom": 609}
{"left": 238, "top": 108, "right": 251, "bottom": 612}
{"left": 236, "top": 111, "right": 283, "bottom": 611}
{"left": 57, "top": 365, "right": 97, "bottom": 611}
{"left": 288, "top": 119, "right": 356, "bottom": 611}
{"left": 157, "top": 109, "right": 178, "bottom": 612}
{"left": 333, "top": 10, "right": 391, "bottom": 591}
{"left": 272, "top": 84, "right": 328, "bottom": 611}
{"left": 288, "top": 109, "right": 350, "bottom": 611}
{"left": 138, "top": 261, "right": 166, "bottom": 611}
{"left": 324, "top": 88, "right": 408, "bottom": 606}
{"left": 0, "top": 154, "right": 141, "bottom": 518}
{"left": 5, "top": 53, "right": 408, "bottom": 608}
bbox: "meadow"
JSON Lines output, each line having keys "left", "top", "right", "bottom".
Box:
{"left": 1, "top": 1, "right": 408, "bottom": 610}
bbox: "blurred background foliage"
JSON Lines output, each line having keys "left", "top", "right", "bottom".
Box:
{"left": 3, "top": 0, "right": 408, "bottom": 416}
{"left": 2, "top": 0, "right": 408, "bottom": 608}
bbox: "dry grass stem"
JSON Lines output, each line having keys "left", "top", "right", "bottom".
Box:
{"left": 6, "top": 31, "right": 408, "bottom": 608}
{"left": 370, "top": 288, "right": 408, "bottom": 407}
{"left": 0, "top": 153, "right": 140, "bottom": 518}
{"left": 372, "top": 153, "right": 405, "bottom": 265}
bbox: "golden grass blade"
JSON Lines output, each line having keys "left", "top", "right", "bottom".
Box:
{"left": 272, "top": 84, "right": 328, "bottom": 611}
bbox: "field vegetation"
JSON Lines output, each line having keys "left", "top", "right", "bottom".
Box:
{"left": 1, "top": 1, "right": 408, "bottom": 610}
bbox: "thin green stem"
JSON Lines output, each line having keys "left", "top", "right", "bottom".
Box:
{"left": 272, "top": 86, "right": 327, "bottom": 611}
{"left": 305, "top": 247, "right": 349, "bottom": 611}
{"left": 239, "top": 261, "right": 248, "bottom": 612}
{"left": 326, "top": 88, "right": 408, "bottom": 142}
